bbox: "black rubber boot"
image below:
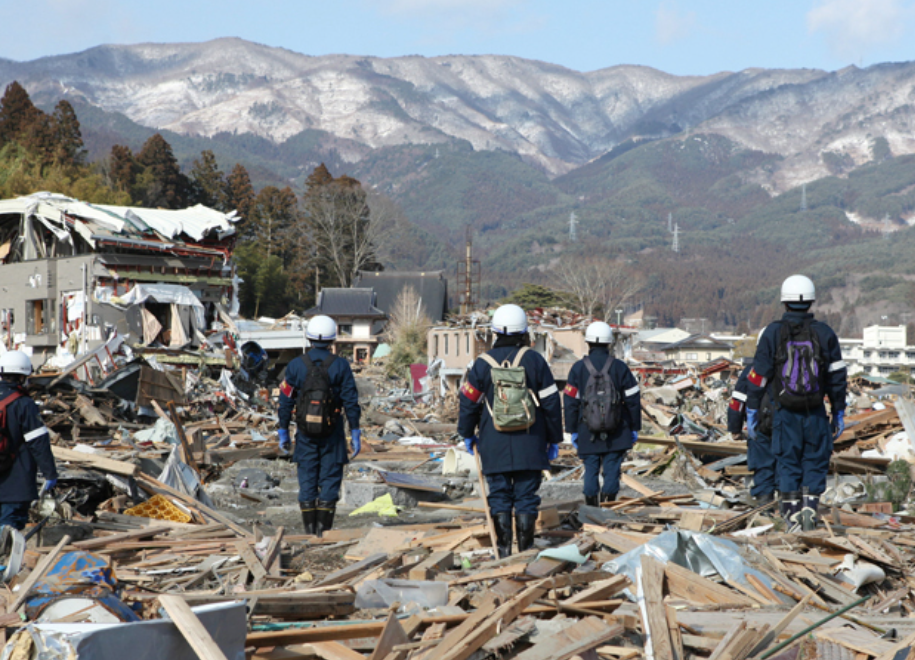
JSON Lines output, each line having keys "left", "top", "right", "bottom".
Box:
{"left": 584, "top": 495, "right": 599, "bottom": 507}
{"left": 493, "top": 511, "right": 514, "bottom": 558}
{"left": 780, "top": 491, "right": 801, "bottom": 526}
{"left": 600, "top": 492, "right": 617, "bottom": 504}
{"left": 516, "top": 513, "right": 538, "bottom": 552}
{"left": 315, "top": 500, "right": 336, "bottom": 538}
{"left": 300, "top": 500, "right": 317, "bottom": 536}
{"left": 799, "top": 493, "right": 819, "bottom": 532}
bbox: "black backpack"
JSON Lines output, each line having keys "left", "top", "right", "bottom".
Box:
{"left": 295, "top": 354, "right": 338, "bottom": 438}
{"left": 0, "top": 391, "right": 23, "bottom": 474}
{"left": 774, "top": 319, "right": 824, "bottom": 411}
{"left": 581, "top": 356, "right": 623, "bottom": 434}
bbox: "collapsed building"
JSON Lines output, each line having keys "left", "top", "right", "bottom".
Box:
{"left": 0, "top": 192, "right": 239, "bottom": 372}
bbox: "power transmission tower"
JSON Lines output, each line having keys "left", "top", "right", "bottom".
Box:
{"left": 569, "top": 212, "right": 577, "bottom": 242}
{"left": 672, "top": 223, "right": 680, "bottom": 253}
{"left": 800, "top": 184, "right": 807, "bottom": 213}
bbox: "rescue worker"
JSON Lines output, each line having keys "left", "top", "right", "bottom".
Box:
{"left": 458, "top": 304, "right": 562, "bottom": 558}
{"left": 0, "top": 351, "right": 57, "bottom": 530}
{"left": 728, "top": 355, "right": 777, "bottom": 505}
{"left": 278, "top": 315, "right": 361, "bottom": 537}
{"left": 563, "top": 322, "right": 640, "bottom": 506}
{"left": 746, "top": 275, "right": 847, "bottom": 530}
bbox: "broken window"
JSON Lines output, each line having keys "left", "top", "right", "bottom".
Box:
{"left": 444, "top": 334, "right": 449, "bottom": 356}
{"left": 465, "top": 333, "right": 470, "bottom": 355}
{"left": 339, "top": 324, "right": 353, "bottom": 336}
{"left": 685, "top": 352, "right": 698, "bottom": 360}
{"left": 27, "top": 299, "right": 53, "bottom": 335}
{"left": 434, "top": 334, "right": 439, "bottom": 356}
{"left": 455, "top": 332, "right": 460, "bottom": 357}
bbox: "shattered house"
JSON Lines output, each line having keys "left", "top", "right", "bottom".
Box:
{"left": 0, "top": 193, "right": 238, "bottom": 370}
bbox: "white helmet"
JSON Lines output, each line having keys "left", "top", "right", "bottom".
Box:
{"left": 491, "top": 304, "right": 528, "bottom": 335}
{"left": 306, "top": 315, "right": 337, "bottom": 341}
{"left": 781, "top": 275, "right": 815, "bottom": 303}
{"left": 585, "top": 321, "right": 613, "bottom": 345}
{"left": 0, "top": 351, "right": 32, "bottom": 376}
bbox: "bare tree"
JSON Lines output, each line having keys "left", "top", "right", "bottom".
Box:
{"left": 557, "top": 258, "right": 643, "bottom": 322}
{"left": 383, "top": 285, "right": 432, "bottom": 378}
{"left": 303, "top": 182, "right": 395, "bottom": 288}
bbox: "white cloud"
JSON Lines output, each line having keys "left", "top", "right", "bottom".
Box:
{"left": 808, "top": 0, "right": 913, "bottom": 60}
{"left": 655, "top": 1, "right": 697, "bottom": 45}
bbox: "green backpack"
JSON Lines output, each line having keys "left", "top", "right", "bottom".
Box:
{"left": 480, "top": 347, "right": 538, "bottom": 432}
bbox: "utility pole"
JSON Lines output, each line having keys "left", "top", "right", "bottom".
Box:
{"left": 569, "top": 211, "right": 577, "bottom": 242}
{"left": 800, "top": 184, "right": 807, "bottom": 213}
{"left": 672, "top": 223, "right": 680, "bottom": 253}
{"left": 668, "top": 212, "right": 673, "bottom": 233}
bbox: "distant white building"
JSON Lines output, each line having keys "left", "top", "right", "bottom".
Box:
{"left": 841, "top": 325, "right": 915, "bottom": 377}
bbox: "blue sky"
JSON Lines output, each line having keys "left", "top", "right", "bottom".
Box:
{"left": 2, "top": 0, "right": 914, "bottom": 75}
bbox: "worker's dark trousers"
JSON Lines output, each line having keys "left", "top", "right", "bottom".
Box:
{"left": 772, "top": 407, "right": 832, "bottom": 495}
{"left": 486, "top": 470, "right": 542, "bottom": 515}
{"left": 295, "top": 433, "right": 345, "bottom": 503}
{"left": 582, "top": 450, "right": 627, "bottom": 498}
{"left": 747, "top": 431, "right": 776, "bottom": 498}
{"left": 0, "top": 502, "right": 29, "bottom": 530}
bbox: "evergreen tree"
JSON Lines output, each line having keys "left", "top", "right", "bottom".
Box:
{"left": 51, "top": 100, "right": 84, "bottom": 166}
{"left": 248, "top": 186, "right": 299, "bottom": 260}
{"left": 110, "top": 145, "right": 138, "bottom": 194}
{"left": 0, "top": 82, "right": 40, "bottom": 147}
{"left": 224, "top": 163, "right": 255, "bottom": 228}
{"left": 136, "top": 133, "right": 189, "bottom": 209}
{"left": 189, "top": 149, "right": 225, "bottom": 208}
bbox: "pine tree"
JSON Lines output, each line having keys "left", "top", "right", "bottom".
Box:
{"left": 224, "top": 163, "right": 255, "bottom": 227}
{"left": 110, "top": 145, "right": 138, "bottom": 193}
{"left": 136, "top": 133, "right": 189, "bottom": 209}
{"left": 0, "top": 81, "right": 40, "bottom": 147}
{"left": 51, "top": 100, "right": 84, "bottom": 166}
{"left": 189, "top": 149, "right": 225, "bottom": 208}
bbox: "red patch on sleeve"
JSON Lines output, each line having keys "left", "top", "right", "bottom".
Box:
{"left": 747, "top": 369, "right": 767, "bottom": 387}
{"left": 563, "top": 384, "right": 579, "bottom": 399}
{"left": 729, "top": 398, "right": 744, "bottom": 412}
{"left": 461, "top": 381, "right": 483, "bottom": 403}
{"left": 280, "top": 380, "right": 294, "bottom": 398}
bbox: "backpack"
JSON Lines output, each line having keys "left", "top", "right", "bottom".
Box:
{"left": 0, "top": 391, "right": 23, "bottom": 474}
{"left": 581, "top": 355, "right": 623, "bottom": 434}
{"left": 774, "top": 319, "right": 824, "bottom": 411}
{"left": 295, "top": 353, "right": 338, "bottom": 438}
{"left": 480, "top": 347, "right": 538, "bottom": 432}
{"left": 757, "top": 390, "right": 774, "bottom": 437}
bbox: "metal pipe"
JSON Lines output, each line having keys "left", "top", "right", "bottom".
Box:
{"left": 759, "top": 595, "right": 870, "bottom": 659}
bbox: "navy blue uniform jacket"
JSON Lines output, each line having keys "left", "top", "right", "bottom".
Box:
{"left": 563, "top": 347, "right": 641, "bottom": 454}
{"left": 278, "top": 348, "right": 361, "bottom": 465}
{"left": 746, "top": 311, "right": 847, "bottom": 413}
{"left": 0, "top": 381, "right": 57, "bottom": 502}
{"left": 727, "top": 366, "right": 751, "bottom": 434}
{"left": 458, "top": 345, "right": 562, "bottom": 475}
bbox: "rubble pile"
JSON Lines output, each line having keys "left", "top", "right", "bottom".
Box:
{"left": 2, "top": 350, "right": 915, "bottom": 659}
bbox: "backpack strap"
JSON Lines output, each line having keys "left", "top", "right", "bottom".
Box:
{"left": 599, "top": 356, "right": 614, "bottom": 377}
{"left": 0, "top": 392, "right": 22, "bottom": 411}
{"left": 583, "top": 355, "right": 597, "bottom": 376}
{"left": 479, "top": 353, "right": 500, "bottom": 369}
{"left": 511, "top": 346, "right": 529, "bottom": 368}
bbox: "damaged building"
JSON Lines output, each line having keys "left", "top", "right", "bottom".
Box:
{"left": 0, "top": 192, "right": 238, "bottom": 370}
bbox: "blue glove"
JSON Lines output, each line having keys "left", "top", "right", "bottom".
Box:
{"left": 351, "top": 429, "right": 362, "bottom": 458}
{"left": 42, "top": 479, "right": 57, "bottom": 492}
{"left": 547, "top": 443, "right": 559, "bottom": 462}
{"left": 278, "top": 428, "right": 291, "bottom": 453}
{"left": 570, "top": 433, "right": 579, "bottom": 450}
{"left": 464, "top": 436, "right": 477, "bottom": 455}
{"left": 631, "top": 431, "right": 639, "bottom": 445}
{"left": 746, "top": 409, "right": 758, "bottom": 442}
{"left": 832, "top": 410, "right": 845, "bottom": 440}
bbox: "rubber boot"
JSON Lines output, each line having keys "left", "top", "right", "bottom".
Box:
{"left": 600, "top": 492, "right": 617, "bottom": 504}
{"left": 516, "top": 513, "right": 538, "bottom": 553}
{"left": 493, "top": 511, "right": 514, "bottom": 559}
{"left": 584, "top": 495, "right": 599, "bottom": 507}
{"left": 780, "top": 491, "right": 801, "bottom": 521}
{"left": 799, "top": 493, "right": 819, "bottom": 532}
{"left": 315, "top": 500, "right": 336, "bottom": 538}
{"left": 300, "top": 500, "right": 317, "bottom": 536}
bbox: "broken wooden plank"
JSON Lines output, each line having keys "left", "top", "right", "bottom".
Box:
{"left": 639, "top": 555, "right": 675, "bottom": 660}
{"left": 159, "top": 594, "right": 229, "bottom": 660}
{"left": 409, "top": 551, "right": 454, "bottom": 581}
{"left": 513, "top": 617, "right": 624, "bottom": 660}
{"left": 369, "top": 613, "right": 410, "bottom": 660}
{"left": 52, "top": 446, "right": 137, "bottom": 477}
{"left": 10, "top": 534, "right": 71, "bottom": 612}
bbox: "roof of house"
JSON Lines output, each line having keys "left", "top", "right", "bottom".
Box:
{"left": 636, "top": 328, "right": 691, "bottom": 345}
{"left": 659, "top": 334, "right": 735, "bottom": 351}
{"left": 354, "top": 270, "right": 448, "bottom": 322}
{"left": 305, "top": 288, "right": 386, "bottom": 318}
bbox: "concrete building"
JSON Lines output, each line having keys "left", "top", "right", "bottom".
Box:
{"left": 841, "top": 325, "right": 915, "bottom": 377}
{"left": 0, "top": 192, "right": 238, "bottom": 371}
{"left": 304, "top": 288, "right": 386, "bottom": 364}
